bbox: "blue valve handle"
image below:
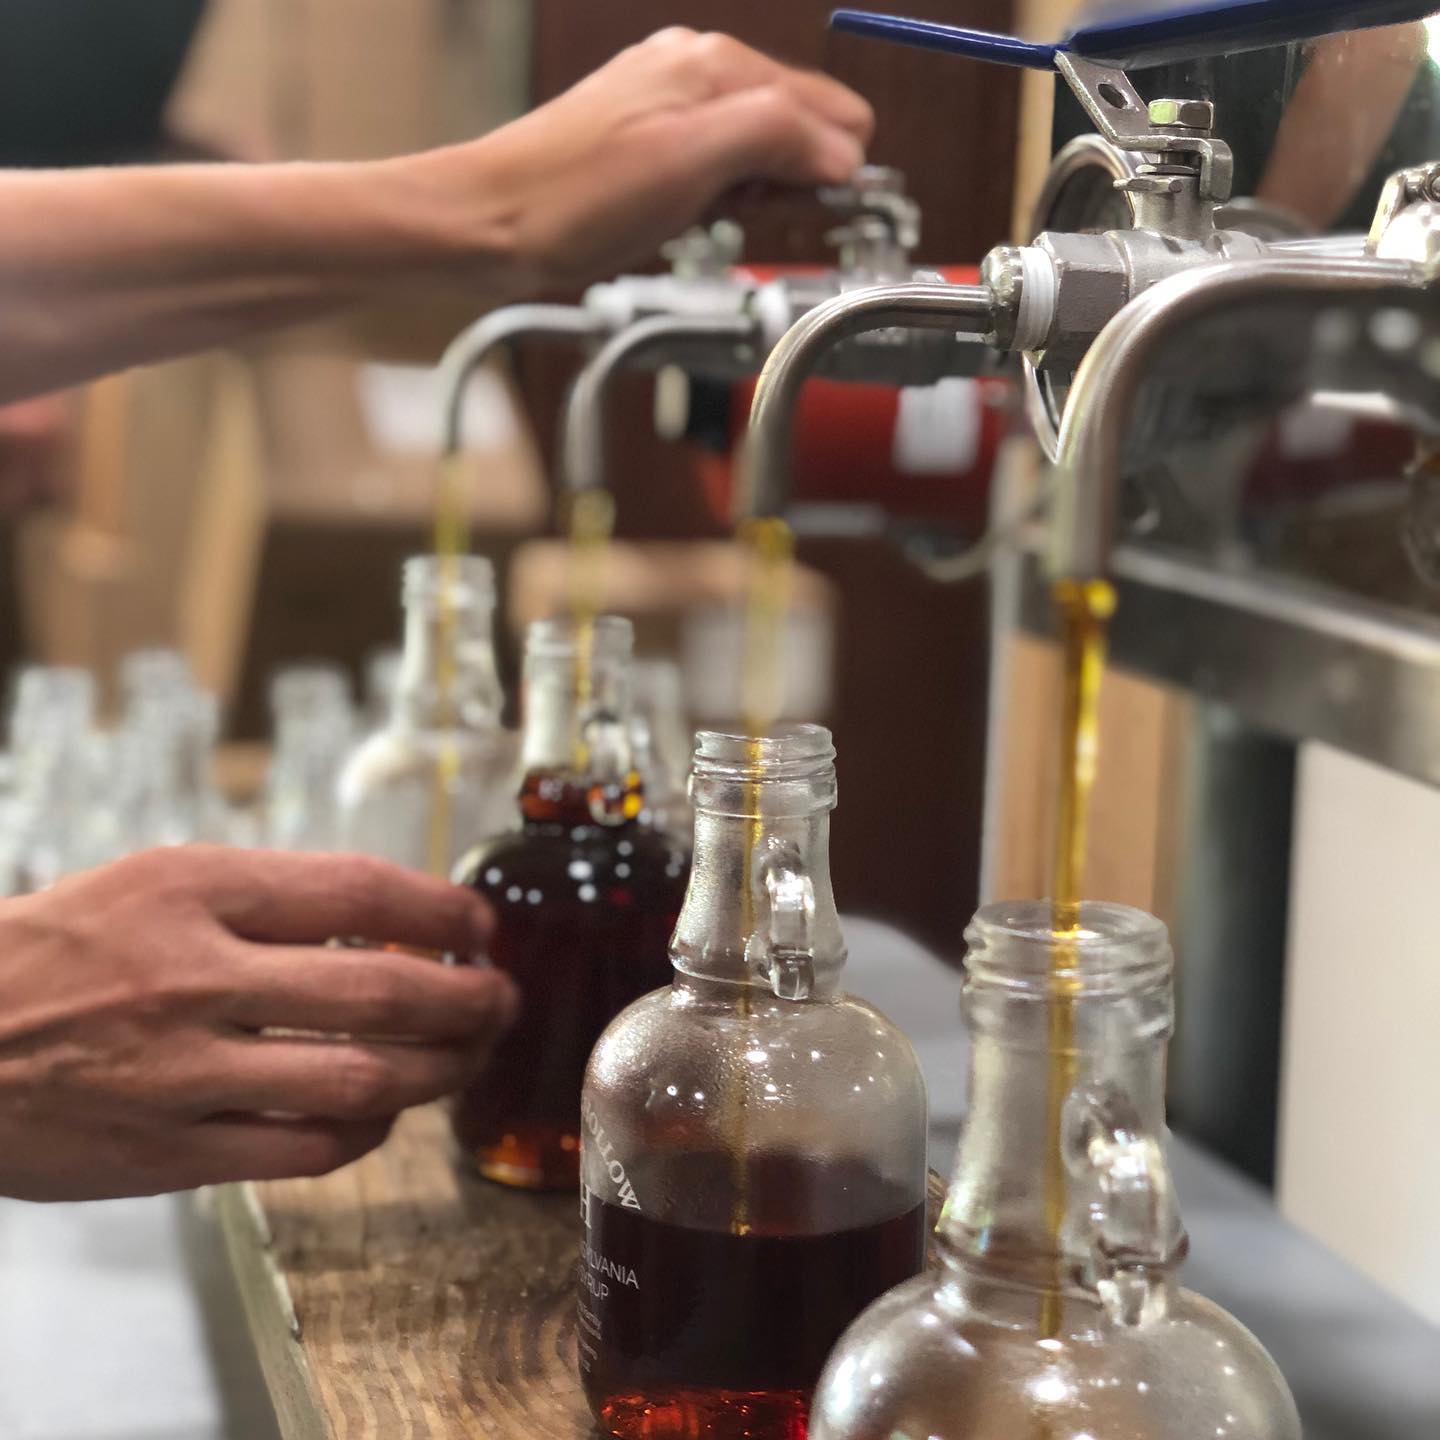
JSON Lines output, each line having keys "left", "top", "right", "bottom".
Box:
{"left": 831, "top": 0, "right": 1437, "bottom": 69}
{"left": 829, "top": 12, "right": 1060, "bottom": 68}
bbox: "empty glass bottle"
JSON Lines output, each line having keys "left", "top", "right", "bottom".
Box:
{"left": 578, "top": 725, "right": 928, "bottom": 1440}
{"left": 338, "top": 555, "right": 515, "bottom": 873}
{"left": 266, "top": 663, "right": 354, "bottom": 851}
{"left": 451, "top": 615, "right": 688, "bottom": 1191}
{"left": 112, "top": 650, "right": 232, "bottom": 850}
{"left": 809, "top": 900, "right": 1302, "bottom": 1440}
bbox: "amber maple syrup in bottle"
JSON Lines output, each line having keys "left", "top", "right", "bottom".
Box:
{"left": 578, "top": 726, "right": 929, "bottom": 1439}
{"left": 451, "top": 615, "right": 689, "bottom": 1189}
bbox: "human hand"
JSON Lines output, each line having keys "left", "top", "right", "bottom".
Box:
{"left": 0, "top": 847, "right": 518, "bottom": 1201}
{"left": 413, "top": 27, "right": 874, "bottom": 294}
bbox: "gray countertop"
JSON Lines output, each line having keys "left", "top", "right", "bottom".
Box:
{"left": 842, "top": 913, "right": 1440, "bottom": 1440}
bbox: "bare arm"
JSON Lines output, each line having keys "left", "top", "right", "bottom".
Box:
{"left": 0, "top": 28, "right": 873, "bottom": 402}
{"left": 1256, "top": 23, "right": 1425, "bottom": 232}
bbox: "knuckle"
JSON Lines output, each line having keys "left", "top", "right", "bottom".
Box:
{"left": 330, "top": 1051, "right": 396, "bottom": 1116}
{"left": 335, "top": 965, "right": 407, "bottom": 1024}
{"left": 694, "top": 30, "right": 738, "bottom": 59}
{"left": 316, "top": 855, "right": 402, "bottom": 929}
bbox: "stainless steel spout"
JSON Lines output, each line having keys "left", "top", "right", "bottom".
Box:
{"left": 1051, "top": 256, "right": 1427, "bottom": 580}
{"left": 741, "top": 282, "right": 996, "bottom": 520}
{"left": 562, "top": 312, "right": 758, "bottom": 493}
{"left": 438, "top": 304, "right": 604, "bottom": 457}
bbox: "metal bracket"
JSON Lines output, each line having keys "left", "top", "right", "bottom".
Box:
{"left": 1054, "top": 53, "right": 1233, "bottom": 204}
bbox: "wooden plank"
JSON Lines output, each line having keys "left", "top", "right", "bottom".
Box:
{"left": 221, "top": 1104, "right": 947, "bottom": 1439}
{"left": 218, "top": 1104, "right": 595, "bottom": 1439}
{"left": 215, "top": 1183, "right": 330, "bottom": 1440}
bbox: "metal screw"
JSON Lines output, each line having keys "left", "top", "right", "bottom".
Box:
{"left": 1147, "top": 98, "right": 1214, "bottom": 131}
{"left": 1120, "top": 173, "right": 1187, "bottom": 196}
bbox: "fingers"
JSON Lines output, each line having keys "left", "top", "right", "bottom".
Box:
{"left": 676, "top": 31, "right": 875, "bottom": 142}
{"left": 225, "top": 945, "right": 519, "bottom": 1042}
{"left": 197, "top": 1033, "right": 494, "bottom": 1120}
{"left": 186, "top": 1114, "right": 395, "bottom": 1185}
{"left": 689, "top": 84, "right": 867, "bottom": 190}
{"left": 178, "top": 848, "right": 494, "bottom": 955}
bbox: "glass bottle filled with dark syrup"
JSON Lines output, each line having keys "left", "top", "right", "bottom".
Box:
{"left": 451, "top": 615, "right": 688, "bottom": 1190}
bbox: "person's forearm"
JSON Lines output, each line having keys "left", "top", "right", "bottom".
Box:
{"left": 0, "top": 30, "right": 874, "bottom": 404}
{"left": 1256, "top": 24, "right": 1424, "bottom": 232}
{"left": 0, "top": 153, "right": 513, "bottom": 401}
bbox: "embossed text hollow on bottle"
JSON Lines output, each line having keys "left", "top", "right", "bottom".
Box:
{"left": 809, "top": 900, "right": 1302, "bottom": 1440}
{"left": 579, "top": 725, "right": 929, "bottom": 1440}
{"left": 451, "top": 614, "right": 689, "bottom": 1191}
{"left": 338, "top": 555, "right": 516, "bottom": 872}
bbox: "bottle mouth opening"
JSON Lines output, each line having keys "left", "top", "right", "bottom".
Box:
{"left": 692, "top": 724, "right": 835, "bottom": 781}
{"left": 402, "top": 554, "right": 496, "bottom": 608}
{"left": 526, "top": 613, "right": 633, "bottom": 661}
{"left": 964, "top": 900, "right": 1171, "bottom": 990}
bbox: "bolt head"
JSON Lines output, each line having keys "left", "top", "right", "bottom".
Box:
{"left": 1148, "top": 97, "right": 1214, "bottom": 130}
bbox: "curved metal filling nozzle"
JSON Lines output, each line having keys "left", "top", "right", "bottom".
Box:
{"left": 740, "top": 282, "right": 997, "bottom": 521}
{"left": 561, "top": 312, "right": 759, "bottom": 494}
{"left": 1050, "top": 255, "right": 1427, "bottom": 582}
{"left": 438, "top": 304, "right": 605, "bottom": 457}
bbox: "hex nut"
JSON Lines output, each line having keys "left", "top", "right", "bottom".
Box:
{"left": 1147, "top": 98, "right": 1214, "bottom": 130}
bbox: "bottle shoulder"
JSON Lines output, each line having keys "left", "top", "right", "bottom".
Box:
{"left": 811, "top": 1276, "right": 1302, "bottom": 1440}
{"left": 339, "top": 727, "right": 516, "bottom": 792}
{"left": 458, "top": 821, "right": 689, "bottom": 895}
{"left": 585, "top": 986, "right": 928, "bottom": 1112}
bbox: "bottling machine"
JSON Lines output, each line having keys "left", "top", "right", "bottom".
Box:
{"left": 730, "top": 7, "right": 1440, "bottom": 1343}
{"left": 434, "top": 3, "right": 1440, "bottom": 1425}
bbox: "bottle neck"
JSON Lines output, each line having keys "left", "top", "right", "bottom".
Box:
{"left": 394, "top": 600, "right": 501, "bottom": 732}
{"left": 672, "top": 805, "right": 844, "bottom": 1000}
{"left": 934, "top": 914, "right": 1187, "bottom": 1333}
{"left": 939, "top": 1023, "right": 1169, "bottom": 1272}
{"left": 519, "top": 650, "right": 631, "bottom": 781}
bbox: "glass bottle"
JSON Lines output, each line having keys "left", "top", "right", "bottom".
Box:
{"left": 578, "top": 725, "right": 929, "bottom": 1440}
{"left": 337, "top": 555, "right": 516, "bottom": 872}
{"left": 266, "top": 663, "right": 354, "bottom": 851}
{"left": 112, "top": 650, "right": 232, "bottom": 850}
{"left": 451, "top": 615, "right": 688, "bottom": 1190}
{"left": 809, "top": 900, "right": 1303, "bottom": 1440}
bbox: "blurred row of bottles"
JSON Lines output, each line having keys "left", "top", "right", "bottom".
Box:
{"left": 0, "top": 553, "right": 694, "bottom": 897}
{"left": 0, "top": 648, "right": 234, "bottom": 895}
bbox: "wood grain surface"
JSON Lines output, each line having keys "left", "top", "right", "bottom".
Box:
{"left": 219, "top": 1104, "right": 947, "bottom": 1439}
